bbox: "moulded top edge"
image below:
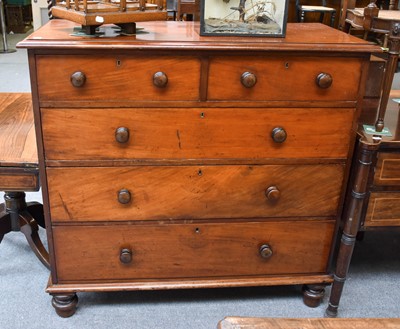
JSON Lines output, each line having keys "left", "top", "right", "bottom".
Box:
{"left": 17, "top": 20, "right": 381, "bottom": 54}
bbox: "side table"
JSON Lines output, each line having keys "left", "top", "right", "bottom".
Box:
{"left": 326, "top": 90, "right": 400, "bottom": 317}
{"left": 0, "top": 93, "right": 49, "bottom": 269}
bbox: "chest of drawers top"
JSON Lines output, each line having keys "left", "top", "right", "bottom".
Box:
{"left": 19, "top": 20, "right": 377, "bottom": 53}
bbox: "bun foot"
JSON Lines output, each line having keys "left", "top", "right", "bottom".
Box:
{"left": 51, "top": 293, "right": 78, "bottom": 317}
{"left": 302, "top": 284, "right": 325, "bottom": 308}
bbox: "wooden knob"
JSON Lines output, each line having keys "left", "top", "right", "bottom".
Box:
{"left": 153, "top": 71, "right": 168, "bottom": 88}
{"left": 265, "top": 186, "right": 280, "bottom": 202}
{"left": 70, "top": 71, "right": 86, "bottom": 88}
{"left": 316, "top": 73, "right": 333, "bottom": 89}
{"left": 241, "top": 72, "right": 257, "bottom": 88}
{"left": 271, "top": 127, "right": 287, "bottom": 143}
{"left": 120, "top": 248, "right": 132, "bottom": 264}
{"left": 117, "top": 189, "right": 131, "bottom": 204}
{"left": 259, "top": 244, "right": 273, "bottom": 259}
{"left": 115, "top": 127, "right": 130, "bottom": 143}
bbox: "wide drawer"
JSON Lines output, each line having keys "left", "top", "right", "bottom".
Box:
{"left": 374, "top": 152, "right": 400, "bottom": 186}
{"left": 36, "top": 55, "right": 201, "bottom": 102}
{"left": 364, "top": 192, "right": 400, "bottom": 227}
{"left": 41, "top": 107, "right": 355, "bottom": 161}
{"left": 208, "top": 56, "right": 362, "bottom": 101}
{"left": 47, "top": 164, "right": 344, "bottom": 222}
{"left": 52, "top": 220, "right": 335, "bottom": 282}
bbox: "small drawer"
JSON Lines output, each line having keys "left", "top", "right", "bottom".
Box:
{"left": 364, "top": 192, "right": 400, "bottom": 227}
{"left": 0, "top": 168, "right": 39, "bottom": 191}
{"left": 207, "top": 56, "right": 362, "bottom": 101}
{"left": 374, "top": 153, "right": 400, "bottom": 186}
{"left": 36, "top": 55, "right": 201, "bottom": 102}
{"left": 52, "top": 220, "right": 335, "bottom": 282}
{"left": 47, "top": 164, "right": 344, "bottom": 222}
{"left": 41, "top": 107, "right": 355, "bottom": 161}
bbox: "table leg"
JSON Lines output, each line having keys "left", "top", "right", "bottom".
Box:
{"left": 1, "top": 192, "right": 50, "bottom": 269}
{"left": 0, "top": 203, "right": 12, "bottom": 243}
{"left": 325, "top": 141, "right": 377, "bottom": 317}
{"left": 19, "top": 210, "right": 50, "bottom": 269}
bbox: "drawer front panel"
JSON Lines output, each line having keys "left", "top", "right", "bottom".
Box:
{"left": 374, "top": 153, "right": 400, "bottom": 186}
{"left": 41, "top": 107, "right": 355, "bottom": 160}
{"left": 52, "top": 220, "right": 335, "bottom": 282}
{"left": 47, "top": 164, "right": 344, "bottom": 222}
{"left": 208, "top": 57, "right": 362, "bottom": 101}
{"left": 365, "top": 192, "right": 400, "bottom": 227}
{"left": 36, "top": 55, "right": 201, "bottom": 102}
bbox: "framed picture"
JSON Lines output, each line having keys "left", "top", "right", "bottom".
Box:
{"left": 200, "top": 0, "right": 289, "bottom": 37}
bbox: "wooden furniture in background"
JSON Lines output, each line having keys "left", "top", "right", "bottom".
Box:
{"left": 51, "top": 0, "right": 167, "bottom": 34}
{"left": 18, "top": 19, "right": 378, "bottom": 317}
{"left": 326, "top": 7, "right": 399, "bottom": 318}
{"left": 0, "top": 93, "right": 49, "bottom": 269}
{"left": 218, "top": 317, "right": 400, "bottom": 329}
{"left": 326, "top": 90, "right": 400, "bottom": 317}
{"left": 176, "top": 0, "right": 199, "bottom": 21}
{"left": 359, "top": 90, "right": 400, "bottom": 228}
{"left": 296, "top": 0, "right": 337, "bottom": 26}
{"left": 339, "top": 3, "right": 400, "bottom": 133}
{"left": 339, "top": 0, "right": 400, "bottom": 36}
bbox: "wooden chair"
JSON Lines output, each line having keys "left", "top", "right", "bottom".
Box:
{"left": 296, "top": 0, "right": 337, "bottom": 27}
{"left": 338, "top": 0, "right": 400, "bottom": 131}
{"left": 339, "top": 0, "right": 399, "bottom": 33}
{"left": 0, "top": 93, "right": 49, "bottom": 269}
{"left": 167, "top": 0, "right": 177, "bottom": 20}
{"left": 176, "top": 0, "right": 200, "bottom": 21}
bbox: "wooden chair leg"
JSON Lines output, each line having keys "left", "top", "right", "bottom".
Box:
{"left": 330, "top": 12, "right": 336, "bottom": 27}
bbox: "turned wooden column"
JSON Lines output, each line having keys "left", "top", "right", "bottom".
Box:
{"left": 326, "top": 140, "right": 379, "bottom": 317}
{"left": 375, "top": 24, "right": 400, "bottom": 132}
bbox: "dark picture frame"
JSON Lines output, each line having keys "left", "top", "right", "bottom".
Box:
{"left": 200, "top": 0, "right": 289, "bottom": 37}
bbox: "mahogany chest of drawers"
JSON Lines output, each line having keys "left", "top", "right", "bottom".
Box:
{"left": 18, "top": 20, "right": 378, "bottom": 317}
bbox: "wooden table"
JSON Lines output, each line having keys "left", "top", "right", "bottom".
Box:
{"left": 218, "top": 317, "right": 400, "bottom": 328}
{"left": 0, "top": 93, "right": 49, "bottom": 269}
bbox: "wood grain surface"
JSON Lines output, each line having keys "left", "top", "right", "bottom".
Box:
{"left": 41, "top": 107, "right": 355, "bottom": 161}
{"left": 218, "top": 317, "right": 400, "bottom": 329}
{"left": 52, "top": 220, "right": 335, "bottom": 281}
{"left": 0, "top": 93, "right": 37, "bottom": 166}
{"left": 47, "top": 164, "right": 344, "bottom": 221}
